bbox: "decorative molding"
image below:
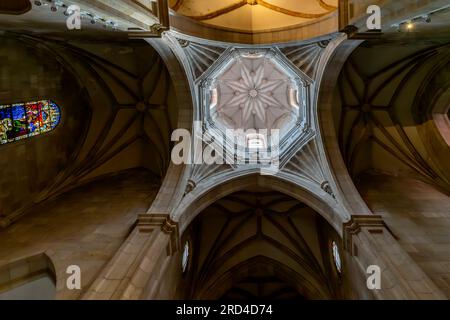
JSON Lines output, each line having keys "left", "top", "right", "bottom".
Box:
{"left": 187, "top": 163, "right": 234, "bottom": 194}
{"left": 280, "top": 40, "right": 330, "bottom": 80}
{"left": 176, "top": 38, "right": 226, "bottom": 79}
{"left": 343, "top": 215, "right": 384, "bottom": 255}
{"left": 172, "top": 0, "right": 336, "bottom": 21}
{"left": 137, "top": 213, "right": 177, "bottom": 232}
{"left": 283, "top": 140, "right": 335, "bottom": 201}
{"left": 320, "top": 181, "right": 336, "bottom": 199}
{"left": 184, "top": 179, "right": 197, "bottom": 195}
{"left": 138, "top": 213, "right": 179, "bottom": 254}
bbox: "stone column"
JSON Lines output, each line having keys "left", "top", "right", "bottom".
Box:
{"left": 344, "top": 215, "right": 446, "bottom": 299}
{"left": 82, "top": 214, "right": 179, "bottom": 300}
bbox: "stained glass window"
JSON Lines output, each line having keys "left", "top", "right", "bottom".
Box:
{"left": 332, "top": 241, "right": 342, "bottom": 274}
{"left": 0, "top": 100, "right": 60, "bottom": 145}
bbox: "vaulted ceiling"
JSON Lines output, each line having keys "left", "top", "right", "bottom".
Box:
{"left": 182, "top": 190, "right": 342, "bottom": 300}
{"left": 169, "top": 0, "right": 338, "bottom": 32}
{"left": 0, "top": 32, "right": 178, "bottom": 226}
{"left": 334, "top": 40, "right": 450, "bottom": 194}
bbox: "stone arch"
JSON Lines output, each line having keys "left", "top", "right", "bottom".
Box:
{"left": 178, "top": 188, "right": 345, "bottom": 300}
{"left": 315, "top": 37, "right": 371, "bottom": 215}
{"left": 196, "top": 256, "right": 332, "bottom": 300}
{"left": 414, "top": 54, "right": 450, "bottom": 189}
{"left": 144, "top": 37, "right": 196, "bottom": 215}
{"left": 432, "top": 89, "right": 450, "bottom": 146}
{"left": 174, "top": 172, "right": 347, "bottom": 236}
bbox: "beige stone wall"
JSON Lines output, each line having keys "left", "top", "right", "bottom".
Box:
{"left": 0, "top": 169, "right": 160, "bottom": 299}
{"left": 358, "top": 174, "right": 450, "bottom": 298}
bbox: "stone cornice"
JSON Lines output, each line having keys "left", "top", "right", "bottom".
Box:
{"left": 137, "top": 213, "right": 177, "bottom": 232}
{"left": 137, "top": 213, "right": 179, "bottom": 254}
{"left": 343, "top": 215, "right": 384, "bottom": 255}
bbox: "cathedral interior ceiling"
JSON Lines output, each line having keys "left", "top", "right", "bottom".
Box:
{"left": 0, "top": 0, "right": 449, "bottom": 301}
{"left": 169, "top": 33, "right": 351, "bottom": 214}
{"left": 0, "top": 33, "right": 177, "bottom": 226}
{"left": 184, "top": 190, "right": 338, "bottom": 299}
{"left": 169, "top": 0, "right": 338, "bottom": 32}
{"left": 335, "top": 40, "right": 450, "bottom": 194}
{"left": 0, "top": 0, "right": 447, "bottom": 226}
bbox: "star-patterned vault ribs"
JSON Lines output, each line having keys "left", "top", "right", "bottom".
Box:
{"left": 198, "top": 48, "right": 312, "bottom": 159}
{"left": 214, "top": 56, "right": 293, "bottom": 131}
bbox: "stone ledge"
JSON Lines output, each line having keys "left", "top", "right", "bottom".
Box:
{"left": 343, "top": 215, "right": 384, "bottom": 254}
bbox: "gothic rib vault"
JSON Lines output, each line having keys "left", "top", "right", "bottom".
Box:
{"left": 0, "top": 0, "right": 449, "bottom": 301}
{"left": 169, "top": 0, "right": 338, "bottom": 32}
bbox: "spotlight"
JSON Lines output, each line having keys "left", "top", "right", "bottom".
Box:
{"left": 406, "top": 22, "right": 414, "bottom": 30}
{"left": 64, "top": 8, "right": 73, "bottom": 16}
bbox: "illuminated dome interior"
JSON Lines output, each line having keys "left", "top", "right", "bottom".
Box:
{"left": 169, "top": 0, "right": 338, "bottom": 32}
{"left": 211, "top": 52, "right": 299, "bottom": 132}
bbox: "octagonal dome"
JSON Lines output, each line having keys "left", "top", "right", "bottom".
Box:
{"left": 211, "top": 52, "right": 298, "bottom": 133}
{"left": 199, "top": 48, "right": 312, "bottom": 160}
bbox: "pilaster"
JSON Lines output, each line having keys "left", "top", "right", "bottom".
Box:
{"left": 343, "top": 215, "right": 446, "bottom": 299}
{"left": 82, "top": 214, "right": 179, "bottom": 300}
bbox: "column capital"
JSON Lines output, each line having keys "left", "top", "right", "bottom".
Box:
{"left": 137, "top": 213, "right": 176, "bottom": 232}
{"left": 343, "top": 215, "right": 384, "bottom": 254}
{"left": 138, "top": 213, "right": 179, "bottom": 254}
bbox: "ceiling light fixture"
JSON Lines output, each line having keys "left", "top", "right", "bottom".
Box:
{"left": 392, "top": 4, "right": 449, "bottom": 31}
{"left": 32, "top": 0, "right": 121, "bottom": 30}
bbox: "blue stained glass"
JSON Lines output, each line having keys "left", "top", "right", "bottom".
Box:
{"left": 49, "top": 101, "right": 61, "bottom": 129}
{"left": 11, "top": 104, "right": 28, "bottom": 140}
{"left": 0, "top": 99, "right": 61, "bottom": 145}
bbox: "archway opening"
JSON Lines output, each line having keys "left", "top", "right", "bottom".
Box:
{"left": 178, "top": 189, "right": 344, "bottom": 300}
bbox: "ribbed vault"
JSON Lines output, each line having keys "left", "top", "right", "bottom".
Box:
{"left": 335, "top": 41, "right": 450, "bottom": 194}
{"left": 181, "top": 190, "right": 343, "bottom": 300}
{"left": 0, "top": 32, "right": 178, "bottom": 225}
{"left": 169, "top": 0, "right": 337, "bottom": 32}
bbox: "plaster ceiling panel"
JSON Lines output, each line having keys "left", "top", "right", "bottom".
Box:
{"left": 170, "top": 0, "right": 338, "bottom": 32}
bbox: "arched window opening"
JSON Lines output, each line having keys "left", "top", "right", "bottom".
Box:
{"left": 0, "top": 99, "right": 61, "bottom": 145}
{"left": 182, "top": 241, "right": 190, "bottom": 273}
{"left": 332, "top": 241, "right": 342, "bottom": 274}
